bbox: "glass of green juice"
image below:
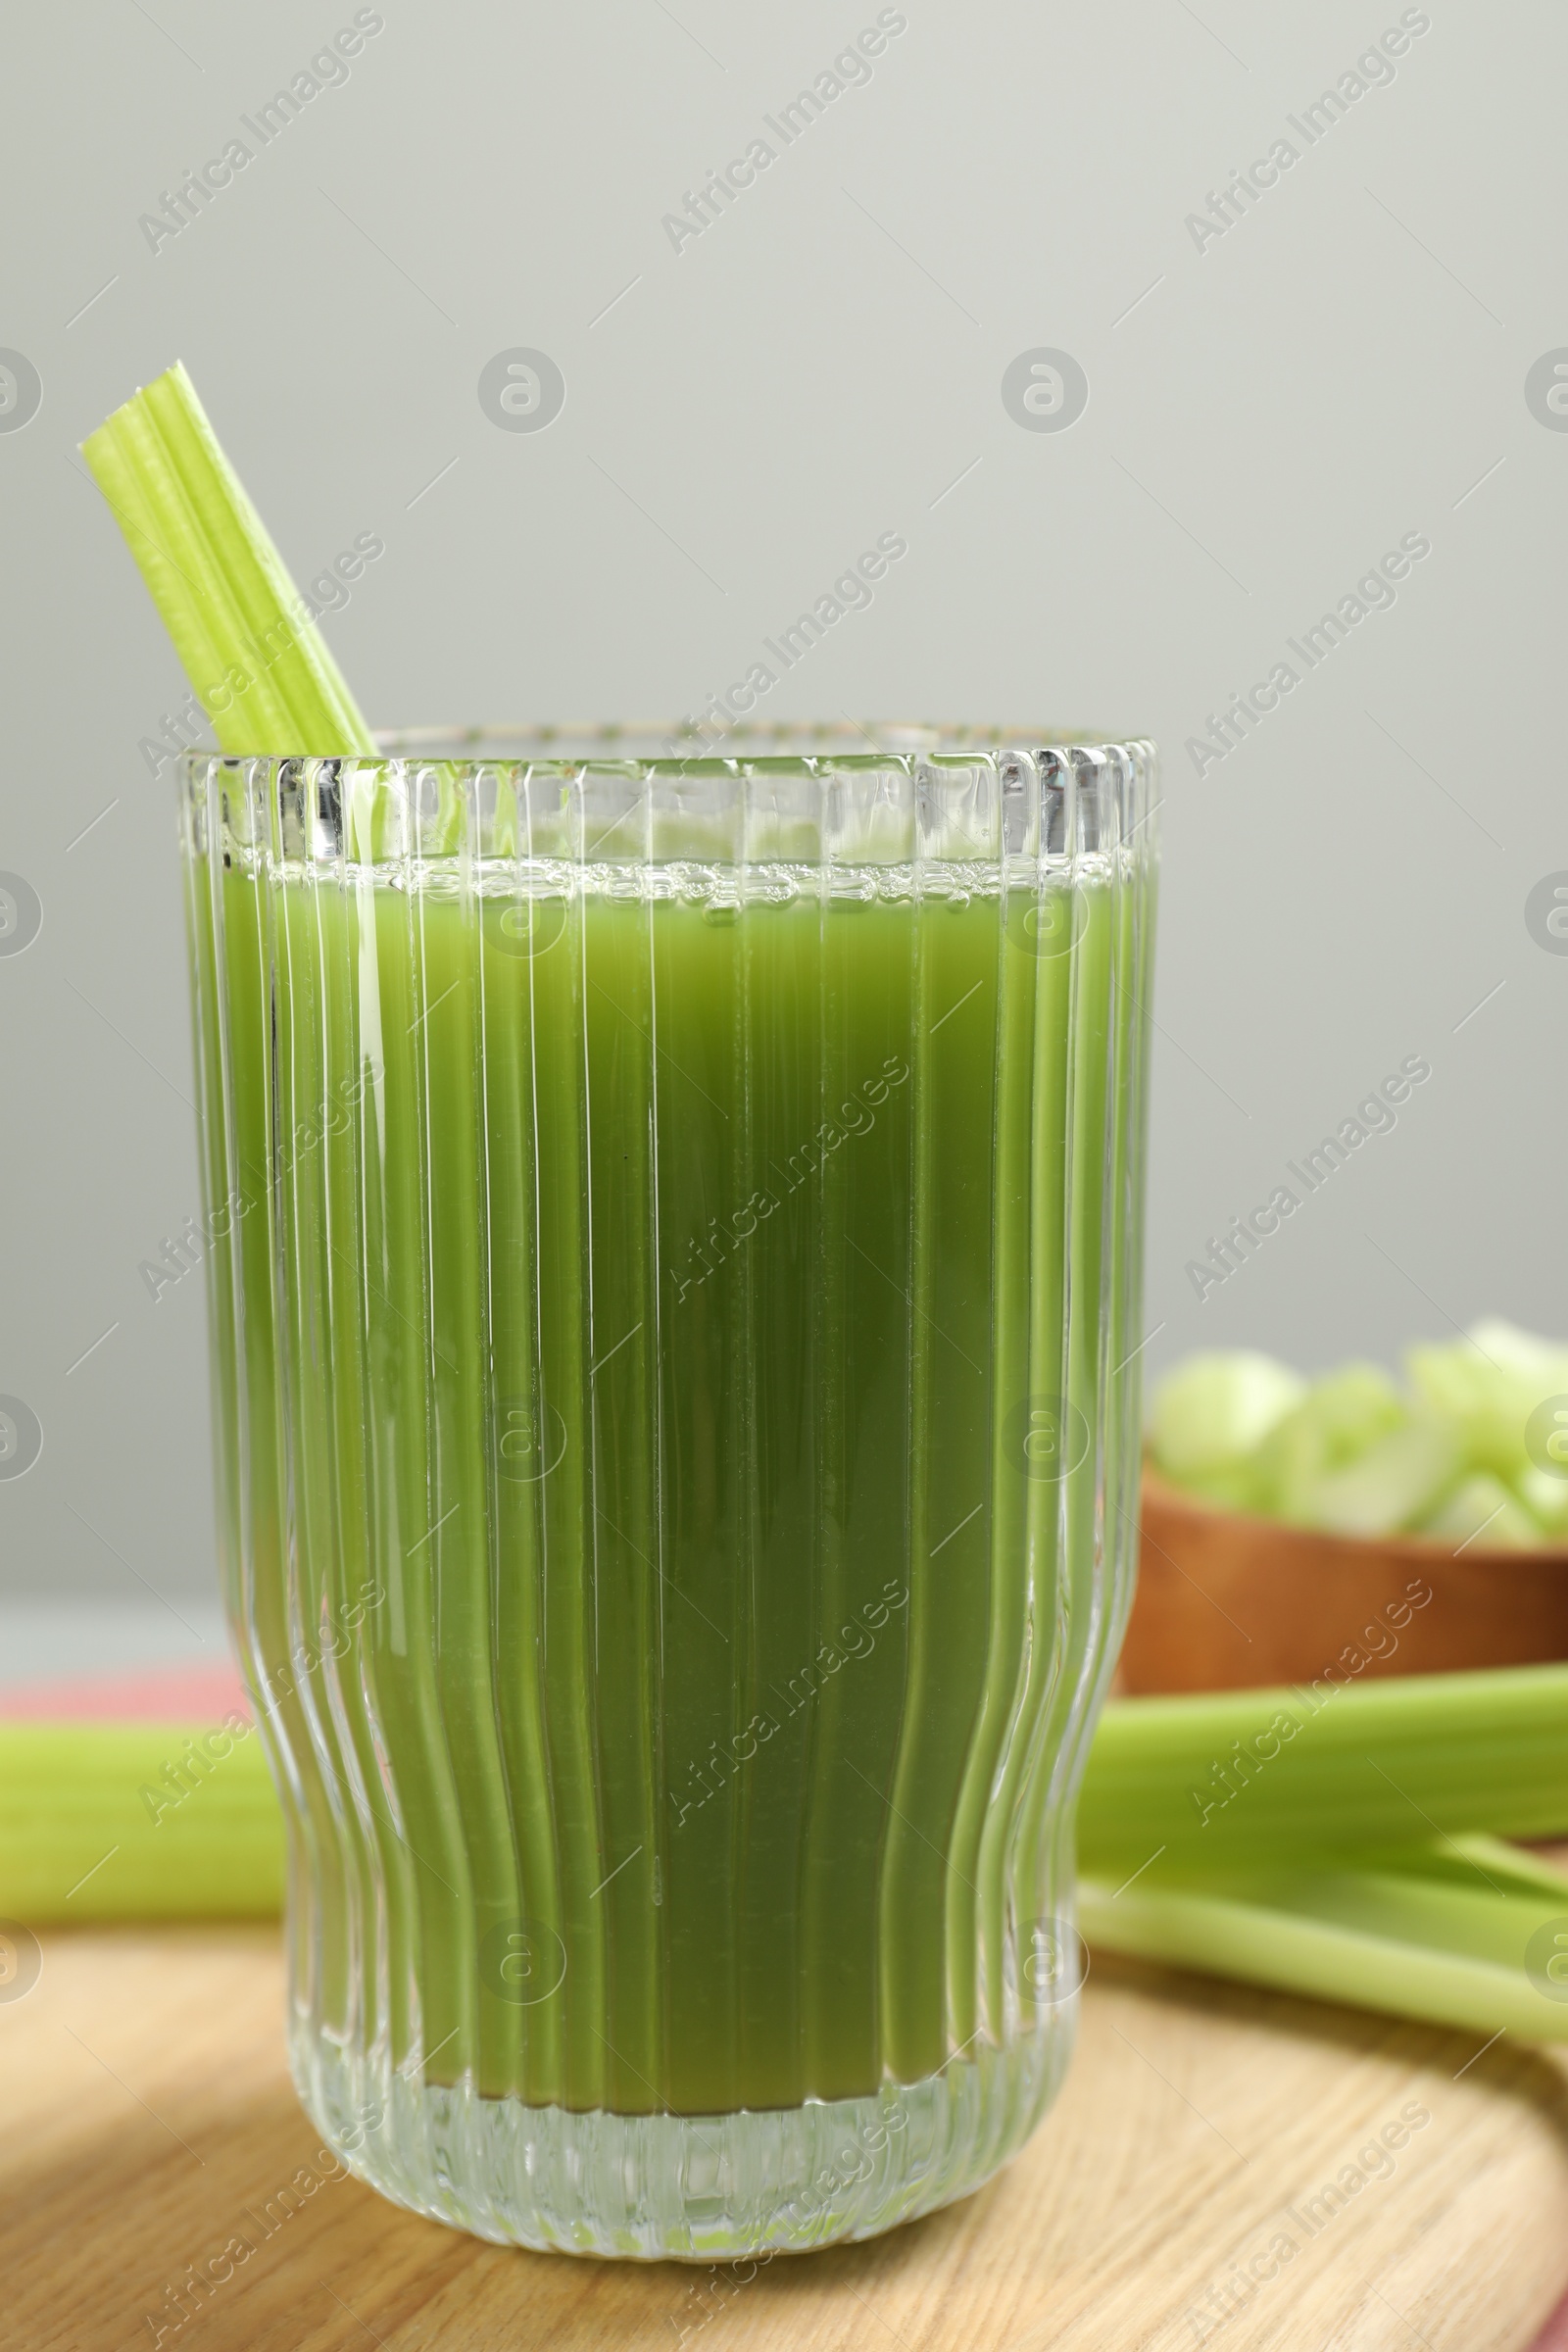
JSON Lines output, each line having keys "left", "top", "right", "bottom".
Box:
{"left": 178, "top": 721, "right": 1157, "bottom": 2259}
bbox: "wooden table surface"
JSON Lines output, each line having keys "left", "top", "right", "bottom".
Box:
{"left": 5, "top": 1925, "right": 1568, "bottom": 2352}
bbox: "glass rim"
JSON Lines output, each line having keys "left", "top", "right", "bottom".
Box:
{"left": 368, "top": 721, "right": 1151, "bottom": 764}
{"left": 175, "top": 722, "right": 1156, "bottom": 776}
{"left": 178, "top": 730, "right": 1160, "bottom": 872}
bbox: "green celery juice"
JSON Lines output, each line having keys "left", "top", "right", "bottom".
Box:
{"left": 184, "top": 749, "right": 1152, "bottom": 2164}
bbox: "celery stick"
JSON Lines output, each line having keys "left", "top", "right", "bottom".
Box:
{"left": 1081, "top": 1838, "right": 1568, "bottom": 2042}
{"left": 14, "top": 1665, "right": 1568, "bottom": 2019}
{"left": 81, "top": 362, "right": 374, "bottom": 757}
{"left": 1077, "top": 1663, "right": 1568, "bottom": 1880}
{"left": 0, "top": 1724, "right": 283, "bottom": 1920}
{"left": 1438, "top": 1831, "right": 1568, "bottom": 1896}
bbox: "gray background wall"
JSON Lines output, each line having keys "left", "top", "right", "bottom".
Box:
{"left": 1, "top": 0, "right": 1562, "bottom": 1645}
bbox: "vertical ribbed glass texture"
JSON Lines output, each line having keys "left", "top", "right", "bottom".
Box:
{"left": 178, "top": 730, "right": 1158, "bottom": 2258}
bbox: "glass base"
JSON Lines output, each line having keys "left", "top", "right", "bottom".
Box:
{"left": 293, "top": 2014, "right": 1073, "bottom": 2260}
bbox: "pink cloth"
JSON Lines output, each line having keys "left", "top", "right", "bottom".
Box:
{"left": 0, "top": 1661, "right": 251, "bottom": 1722}
{"left": 1529, "top": 2288, "right": 1568, "bottom": 2352}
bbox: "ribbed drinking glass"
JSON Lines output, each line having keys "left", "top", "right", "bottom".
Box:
{"left": 178, "top": 723, "right": 1158, "bottom": 2258}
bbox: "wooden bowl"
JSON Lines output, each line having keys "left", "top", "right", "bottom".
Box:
{"left": 1121, "top": 1466, "right": 1568, "bottom": 1694}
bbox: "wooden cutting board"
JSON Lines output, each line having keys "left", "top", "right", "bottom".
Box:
{"left": 4, "top": 1925, "right": 1568, "bottom": 2352}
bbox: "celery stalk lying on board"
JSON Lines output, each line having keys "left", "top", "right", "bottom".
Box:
{"left": 1076, "top": 1662, "right": 1568, "bottom": 1881}
{"left": 1082, "top": 1836, "right": 1568, "bottom": 2045}
{"left": 0, "top": 1724, "right": 282, "bottom": 1920}
{"left": 8, "top": 1665, "right": 1568, "bottom": 1908}
{"left": 10, "top": 1666, "right": 1568, "bottom": 2053}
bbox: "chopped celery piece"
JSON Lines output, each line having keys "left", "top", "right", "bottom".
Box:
{"left": 1468, "top": 1317, "right": 1568, "bottom": 1385}
{"left": 1147, "top": 1351, "right": 1304, "bottom": 1494}
{"left": 1250, "top": 1362, "right": 1407, "bottom": 1523}
{"left": 1417, "top": 1471, "right": 1541, "bottom": 1550}
{"left": 1301, "top": 1415, "right": 1461, "bottom": 1537}
{"left": 1519, "top": 1464, "right": 1568, "bottom": 1535}
{"left": 1407, "top": 1323, "right": 1568, "bottom": 1486}
{"left": 1149, "top": 1326, "right": 1568, "bottom": 1544}
{"left": 81, "top": 362, "right": 375, "bottom": 758}
{"left": 1081, "top": 1836, "right": 1568, "bottom": 2042}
